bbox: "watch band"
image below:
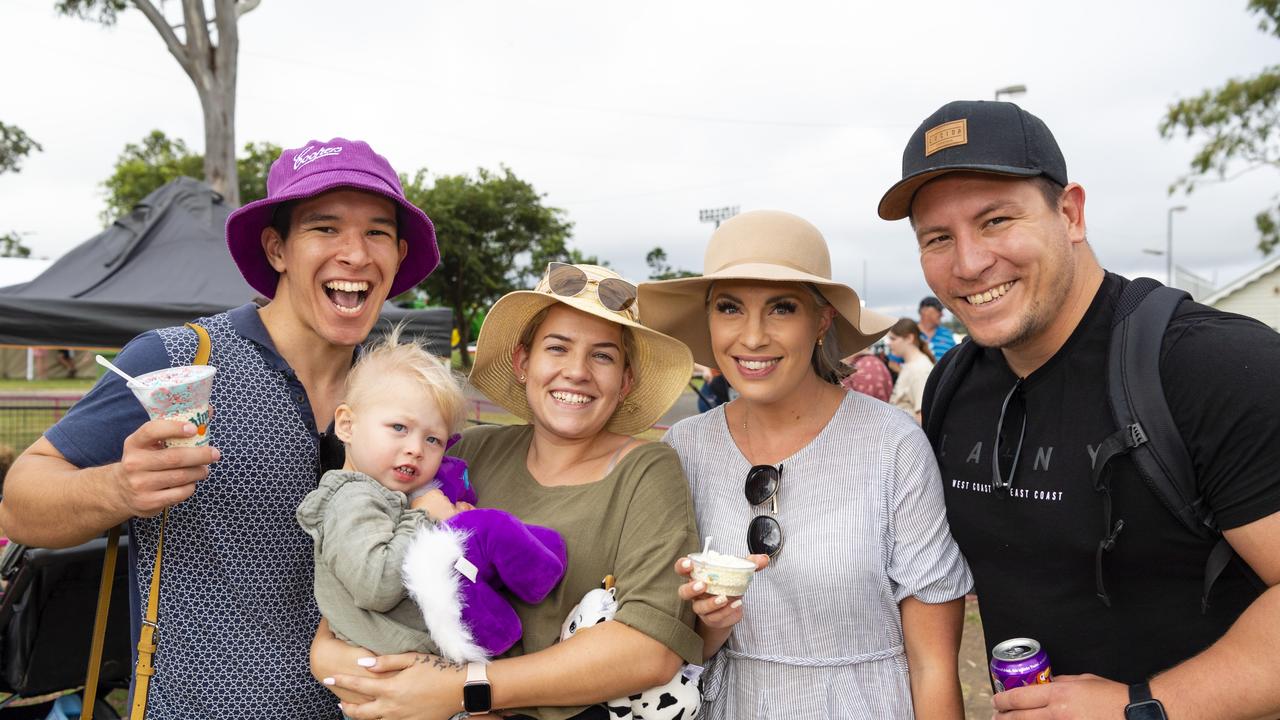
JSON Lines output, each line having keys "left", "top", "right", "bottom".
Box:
{"left": 1125, "top": 682, "right": 1168, "bottom": 720}
{"left": 1129, "top": 681, "right": 1154, "bottom": 703}
{"left": 462, "top": 662, "right": 492, "bottom": 715}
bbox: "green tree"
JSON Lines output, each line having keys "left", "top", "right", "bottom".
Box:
{"left": 101, "top": 131, "right": 278, "bottom": 221}
{"left": 1, "top": 232, "right": 33, "bottom": 258}
{"left": 1159, "top": 0, "right": 1280, "bottom": 255}
{"left": 645, "top": 246, "right": 698, "bottom": 280}
{"left": 401, "top": 166, "right": 575, "bottom": 368}
{"left": 56, "top": 0, "right": 260, "bottom": 206}
{"left": 236, "top": 141, "right": 280, "bottom": 205}
{"left": 2, "top": 121, "right": 43, "bottom": 256}
{"left": 101, "top": 131, "right": 204, "bottom": 221}
{"left": 1, "top": 120, "right": 43, "bottom": 175}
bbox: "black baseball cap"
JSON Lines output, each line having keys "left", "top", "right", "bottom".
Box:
{"left": 919, "top": 296, "right": 944, "bottom": 312}
{"left": 878, "top": 100, "right": 1068, "bottom": 220}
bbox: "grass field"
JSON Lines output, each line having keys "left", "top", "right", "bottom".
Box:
{"left": 0, "top": 377, "right": 98, "bottom": 392}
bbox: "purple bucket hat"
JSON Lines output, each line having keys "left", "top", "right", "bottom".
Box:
{"left": 225, "top": 138, "right": 438, "bottom": 298}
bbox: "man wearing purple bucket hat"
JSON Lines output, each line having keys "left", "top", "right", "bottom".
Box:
{"left": 0, "top": 139, "right": 438, "bottom": 718}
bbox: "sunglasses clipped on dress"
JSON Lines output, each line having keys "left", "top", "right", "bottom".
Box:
{"left": 745, "top": 464, "right": 784, "bottom": 559}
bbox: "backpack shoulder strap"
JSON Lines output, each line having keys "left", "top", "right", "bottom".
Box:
{"left": 922, "top": 337, "right": 979, "bottom": 453}
{"left": 1103, "top": 278, "right": 1263, "bottom": 609}
{"left": 1107, "top": 278, "right": 1202, "bottom": 533}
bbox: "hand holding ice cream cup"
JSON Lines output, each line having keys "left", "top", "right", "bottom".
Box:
{"left": 93, "top": 358, "right": 221, "bottom": 518}
{"left": 127, "top": 365, "right": 218, "bottom": 448}
{"left": 676, "top": 538, "right": 769, "bottom": 631}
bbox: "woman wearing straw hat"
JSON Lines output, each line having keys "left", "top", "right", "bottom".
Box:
{"left": 313, "top": 263, "right": 703, "bottom": 720}
{"left": 641, "top": 210, "right": 972, "bottom": 719}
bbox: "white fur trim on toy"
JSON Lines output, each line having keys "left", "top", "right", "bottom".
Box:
{"left": 402, "top": 524, "right": 489, "bottom": 665}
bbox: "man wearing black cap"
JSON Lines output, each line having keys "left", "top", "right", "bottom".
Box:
{"left": 880, "top": 101, "right": 1280, "bottom": 719}
{"left": 917, "top": 295, "right": 956, "bottom": 360}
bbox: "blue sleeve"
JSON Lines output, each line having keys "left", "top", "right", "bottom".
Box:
{"left": 45, "top": 331, "right": 172, "bottom": 469}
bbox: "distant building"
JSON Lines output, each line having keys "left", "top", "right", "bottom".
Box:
{"left": 1203, "top": 256, "right": 1280, "bottom": 331}
{"left": 1173, "top": 265, "right": 1217, "bottom": 302}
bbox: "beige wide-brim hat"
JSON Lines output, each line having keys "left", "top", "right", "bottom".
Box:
{"left": 638, "top": 210, "right": 895, "bottom": 369}
{"left": 469, "top": 264, "right": 693, "bottom": 437}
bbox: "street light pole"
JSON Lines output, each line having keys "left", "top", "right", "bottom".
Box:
{"left": 1166, "top": 205, "right": 1187, "bottom": 287}
{"left": 994, "top": 84, "right": 1027, "bottom": 101}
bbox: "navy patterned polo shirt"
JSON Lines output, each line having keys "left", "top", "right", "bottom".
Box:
{"left": 47, "top": 303, "right": 341, "bottom": 719}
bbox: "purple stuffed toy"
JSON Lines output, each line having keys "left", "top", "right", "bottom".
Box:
{"left": 402, "top": 449, "right": 567, "bottom": 665}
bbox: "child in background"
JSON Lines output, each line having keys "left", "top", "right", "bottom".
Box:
{"left": 297, "top": 330, "right": 566, "bottom": 701}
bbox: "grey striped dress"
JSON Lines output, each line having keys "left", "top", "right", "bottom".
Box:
{"left": 664, "top": 391, "right": 972, "bottom": 719}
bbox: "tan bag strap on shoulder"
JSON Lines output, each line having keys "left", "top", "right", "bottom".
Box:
{"left": 84, "top": 322, "right": 210, "bottom": 720}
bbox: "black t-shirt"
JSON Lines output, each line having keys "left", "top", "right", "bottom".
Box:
{"left": 936, "top": 272, "right": 1280, "bottom": 683}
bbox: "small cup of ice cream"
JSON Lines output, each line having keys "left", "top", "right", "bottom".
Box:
{"left": 688, "top": 547, "right": 756, "bottom": 597}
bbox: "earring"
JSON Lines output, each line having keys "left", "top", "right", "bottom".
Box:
{"left": 817, "top": 336, "right": 825, "bottom": 347}
{"left": 517, "top": 374, "right": 526, "bottom": 383}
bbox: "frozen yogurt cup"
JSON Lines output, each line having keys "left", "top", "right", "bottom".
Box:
{"left": 128, "top": 365, "right": 217, "bottom": 448}
{"left": 688, "top": 550, "right": 756, "bottom": 597}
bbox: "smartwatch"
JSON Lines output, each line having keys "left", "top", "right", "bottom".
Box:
{"left": 462, "top": 662, "right": 492, "bottom": 715}
{"left": 1124, "top": 681, "right": 1168, "bottom": 720}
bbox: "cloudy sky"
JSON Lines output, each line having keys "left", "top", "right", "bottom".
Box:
{"left": 2, "top": 0, "right": 1276, "bottom": 317}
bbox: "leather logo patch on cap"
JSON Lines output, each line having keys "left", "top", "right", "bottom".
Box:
{"left": 924, "top": 119, "right": 968, "bottom": 157}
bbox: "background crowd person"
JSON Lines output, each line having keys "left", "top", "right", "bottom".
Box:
{"left": 916, "top": 296, "right": 956, "bottom": 360}
{"left": 840, "top": 346, "right": 893, "bottom": 402}
{"left": 314, "top": 263, "right": 701, "bottom": 720}
{"left": 54, "top": 349, "right": 78, "bottom": 379}
{"left": 641, "top": 210, "right": 971, "bottom": 720}
{"left": 0, "top": 138, "right": 438, "bottom": 718}
{"left": 693, "top": 364, "right": 732, "bottom": 412}
{"left": 880, "top": 99, "right": 1280, "bottom": 720}
{"left": 886, "top": 318, "right": 935, "bottom": 423}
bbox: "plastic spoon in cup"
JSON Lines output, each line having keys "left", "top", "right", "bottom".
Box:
{"left": 96, "top": 354, "right": 146, "bottom": 387}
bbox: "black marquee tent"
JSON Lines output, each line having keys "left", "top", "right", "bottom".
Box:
{"left": 0, "top": 177, "right": 451, "bottom": 352}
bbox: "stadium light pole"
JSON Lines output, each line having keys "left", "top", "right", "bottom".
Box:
{"left": 699, "top": 206, "right": 739, "bottom": 229}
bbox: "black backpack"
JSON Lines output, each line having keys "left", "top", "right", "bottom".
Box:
{"left": 922, "top": 277, "right": 1263, "bottom": 613}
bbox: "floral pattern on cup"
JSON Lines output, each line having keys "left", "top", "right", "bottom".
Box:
{"left": 128, "top": 365, "right": 217, "bottom": 448}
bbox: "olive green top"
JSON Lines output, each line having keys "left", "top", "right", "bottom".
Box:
{"left": 451, "top": 424, "right": 701, "bottom": 720}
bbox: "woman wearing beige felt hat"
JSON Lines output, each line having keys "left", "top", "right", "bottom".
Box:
{"left": 313, "top": 263, "right": 706, "bottom": 720}
{"left": 643, "top": 210, "right": 972, "bottom": 720}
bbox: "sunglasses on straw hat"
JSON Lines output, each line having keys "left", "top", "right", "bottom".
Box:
{"left": 546, "top": 262, "right": 637, "bottom": 313}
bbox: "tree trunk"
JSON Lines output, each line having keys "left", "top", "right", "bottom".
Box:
{"left": 452, "top": 274, "right": 473, "bottom": 369}
{"left": 456, "top": 302, "right": 473, "bottom": 369}
{"left": 201, "top": 81, "right": 239, "bottom": 206}
{"left": 130, "top": 0, "right": 244, "bottom": 207}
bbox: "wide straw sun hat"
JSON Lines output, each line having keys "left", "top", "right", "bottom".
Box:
{"left": 638, "top": 210, "right": 894, "bottom": 369}
{"left": 469, "top": 264, "right": 693, "bottom": 437}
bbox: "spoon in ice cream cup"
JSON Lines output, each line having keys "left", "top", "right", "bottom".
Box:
{"left": 96, "top": 354, "right": 147, "bottom": 387}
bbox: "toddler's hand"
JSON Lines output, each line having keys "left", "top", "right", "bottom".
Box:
{"left": 410, "top": 488, "right": 458, "bottom": 522}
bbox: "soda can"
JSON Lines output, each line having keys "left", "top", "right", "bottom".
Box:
{"left": 990, "top": 637, "right": 1053, "bottom": 692}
